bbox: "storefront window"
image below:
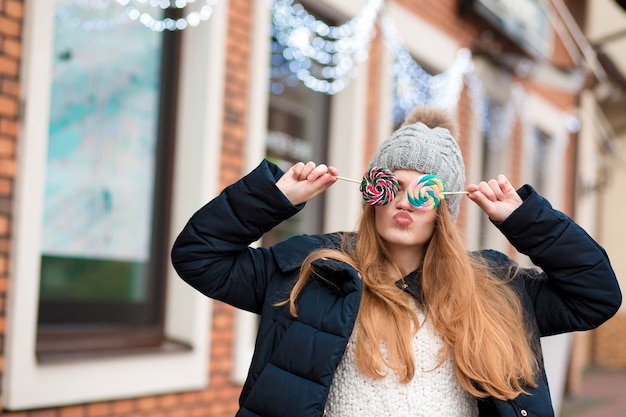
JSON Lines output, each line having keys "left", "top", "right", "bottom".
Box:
{"left": 264, "top": 0, "right": 333, "bottom": 245}
{"left": 37, "top": 0, "right": 181, "bottom": 359}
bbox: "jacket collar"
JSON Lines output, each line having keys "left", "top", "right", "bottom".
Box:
{"left": 270, "top": 233, "right": 343, "bottom": 272}
{"left": 270, "top": 233, "right": 361, "bottom": 295}
{"left": 396, "top": 268, "right": 424, "bottom": 304}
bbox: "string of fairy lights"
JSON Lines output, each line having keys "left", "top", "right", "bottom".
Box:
{"left": 56, "top": 0, "right": 530, "bottom": 145}
{"left": 380, "top": 15, "right": 475, "bottom": 125}
{"left": 270, "top": 0, "right": 382, "bottom": 95}
{"left": 115, "top": 0, "right": 218, "bottom": 31}
{"left": 268, "top": 0, "right": 527, "bottom": 145}
{"left": 56, "top": 0, "right": 217, "bottom": 31}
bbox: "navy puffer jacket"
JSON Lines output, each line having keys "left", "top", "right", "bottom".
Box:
{"left": 171, "top": 160, "right": 621, "bottom": 417}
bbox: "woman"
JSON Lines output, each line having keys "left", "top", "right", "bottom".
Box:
{"left": 171, "top": 108, "right": 621, "bottom": 417}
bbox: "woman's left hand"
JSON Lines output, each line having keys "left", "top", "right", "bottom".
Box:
{"left": 466, "top": 175, "right": 523, "bottom": 222}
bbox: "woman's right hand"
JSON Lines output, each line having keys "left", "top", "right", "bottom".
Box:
{"left": 276, "top": 161, "right": 339, "bottom": 205}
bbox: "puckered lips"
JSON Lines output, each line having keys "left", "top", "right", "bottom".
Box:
{"left": 393, "top": 211, "right": 413, "bottom": 226}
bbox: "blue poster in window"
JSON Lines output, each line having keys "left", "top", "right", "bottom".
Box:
{"left": 42, "top": 0, "right": 162, "bottom": 262}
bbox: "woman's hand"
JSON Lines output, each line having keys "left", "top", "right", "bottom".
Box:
{"left": 276, "top": 161, "right": 339, "bottom": 206}
{"left": 466, "top": 174, "right": 522, "bottom": 223}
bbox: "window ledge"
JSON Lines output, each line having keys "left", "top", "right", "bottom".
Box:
{"left": 4, "top": 324, "right": 208, "bottom": 411}
{"left": 36, "top": 337, "right": 192, "bottom": 364}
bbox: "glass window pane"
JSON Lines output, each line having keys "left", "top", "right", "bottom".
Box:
{"left": 532, "top": 128, "right": 550, "bottom": 195}
{"left": 39, "top": 1, "right": 163, "bottom": 324}
{"left": 265, "top": 0, "right": 333, "bottom": 245}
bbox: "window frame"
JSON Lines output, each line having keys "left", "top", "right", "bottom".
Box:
{"left": 35, "top": 6, "right": 183, "bottom": 358}
{"left": 476, "top": 98, "right": 513, "bottom": 251}
{"left": 3, "top": 0, "right": 228, "bottom": 410}
{"left": 521, "top": 92, "right": 569, "bottom": 209}
{"left": 232, "top": 0, "right": 371, "bottom": 384}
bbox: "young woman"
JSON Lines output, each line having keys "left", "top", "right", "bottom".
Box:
{"left": 171, "top": 108, "right": 621, "bottom": 417}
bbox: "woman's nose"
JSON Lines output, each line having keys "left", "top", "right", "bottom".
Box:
{"left": 394, "top": 189, "right": 413, "bottom": 209}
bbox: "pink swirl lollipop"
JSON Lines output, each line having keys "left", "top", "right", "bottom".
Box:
{"left": 408, "top": 174, "right": 445, "bottom": 210}
{"left": 360, "top": 166, "right": 398, "bottom": 206}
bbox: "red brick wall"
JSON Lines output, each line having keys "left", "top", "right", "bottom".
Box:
{"left": 394, "top": 0, "right": 480, "bottom": 48}
{"left": 0, "top": 0, "right": 22, "bottom": 412}
{"left": 220, "top": 0, "right": 251, "bottom": 188}
{"left": 594, "top": 313, "right": 626, "bottom": 368}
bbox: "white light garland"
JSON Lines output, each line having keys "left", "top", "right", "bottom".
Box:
{"left": 270, "top": 0, "right": 524, "bottom": 142}
{"left": 64, "top": 0, "right": 529, "bottom": 141}
{"left": 382, "top": 15, "right": 475, "bottom": 124}
{"left": 270, "top": 0, "right": 383, "bottom": 95}
{"left": 115, "top": 0, "right": 217, "bottom": 31}
{"left": 57, "top": 0, "right": 218, "bottom": 32}
{"left": 381, "top": 13, "right": 524, "bottom": 143}
{"left": 56, "top": 0, "right": 130, "bottom": 32}
{"left": 464, "top": 69, "right": 488, "bottom": 133}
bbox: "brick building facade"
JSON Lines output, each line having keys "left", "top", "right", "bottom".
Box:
{"left": 0, "top": 0, "right": 623, "bottom": 416}
{"left": 0, "top": 0, "right": 21, "bottom": 411}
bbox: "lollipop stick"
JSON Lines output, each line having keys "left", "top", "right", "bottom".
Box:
{"left": 335, "top": 176, "right": 361, "bottom": 184}
{"left": 442, "top": 191, "right": 469, "bottom": 195}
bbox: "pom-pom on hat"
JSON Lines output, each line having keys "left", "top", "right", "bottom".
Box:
{"left": 368, "top": 118, "right": 466, "bottom": 221}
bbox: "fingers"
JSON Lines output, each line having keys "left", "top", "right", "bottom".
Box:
{"left": 290, "top": 161, "right": 338, "bottom": 182}
{"left": 466, "top": 175, "right": 508, "bottom": 209}
{"left": 290, "top": 161, "right": 305, "bottom": 179}
{"left": 306, "top": 162, "right": 330, "bottom": 181}
{"left": 278, "top": 162, "right": 339, "bottom": 206}
{"left": 466, "top": 174, "right": 522, "bottom": 221}
{"left": 480, "top": 178, "right": 505, "bottom": 202}
{"left": 298, "top": 161, "right": 316, "bottom": 180}
{"left": 497, "top": 174, "right": 516, "bottom": 195}
{"left": 468, "top": 175, "right": 511, "bottom": 199}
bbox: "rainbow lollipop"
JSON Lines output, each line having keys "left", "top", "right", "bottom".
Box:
{"left": 359, "top": 166, "right": 398, "bottom": 206}
{"left": 408, "top": 174, "right": 446, "bottom": 210}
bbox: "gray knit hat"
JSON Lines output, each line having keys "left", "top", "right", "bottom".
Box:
{"left": 368, "top": 122, "right": 466, "bottom": 221}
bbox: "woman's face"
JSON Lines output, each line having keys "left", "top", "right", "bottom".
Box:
{"left": 374, "top": 170, "right": 437, "bottom": 255}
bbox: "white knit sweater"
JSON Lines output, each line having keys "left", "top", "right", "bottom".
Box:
{"left": 324, "top": 308, "right": 478, "bottom": 417}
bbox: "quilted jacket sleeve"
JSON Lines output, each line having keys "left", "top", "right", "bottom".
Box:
{"left": 170, "top": 160, "right": 303, "bottom": 314}
{"left": 494, "top": 185, "right": 622, "bottom": 337}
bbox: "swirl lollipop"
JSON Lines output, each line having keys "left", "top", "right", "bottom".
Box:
{"left": 408, "top": 174, "right": 446, "bottom": 210}
{"left": 334, "top": 169, "right": 467, "bottom": 207}
{"left": 407, "top": 174, "right": 469, "bottom": 210}
{"left": 359, "top": 166, "right": 399, "bottom": 206}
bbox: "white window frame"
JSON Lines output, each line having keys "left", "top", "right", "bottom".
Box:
{"left": 233, "top": 0, "right": 373, "bottom": 383}
{"left": 480, "top": 125, "right": 513, "bottom": 252}
{"left": 520, "top": 92, "right": 569, "bottom": 210}
{"left": 4, "top": 0, "right": 229, "bottom": 409}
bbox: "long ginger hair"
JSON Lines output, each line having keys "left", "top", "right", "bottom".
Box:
{"left": 283, "top": 200, "right": 540, "bottom": 400}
